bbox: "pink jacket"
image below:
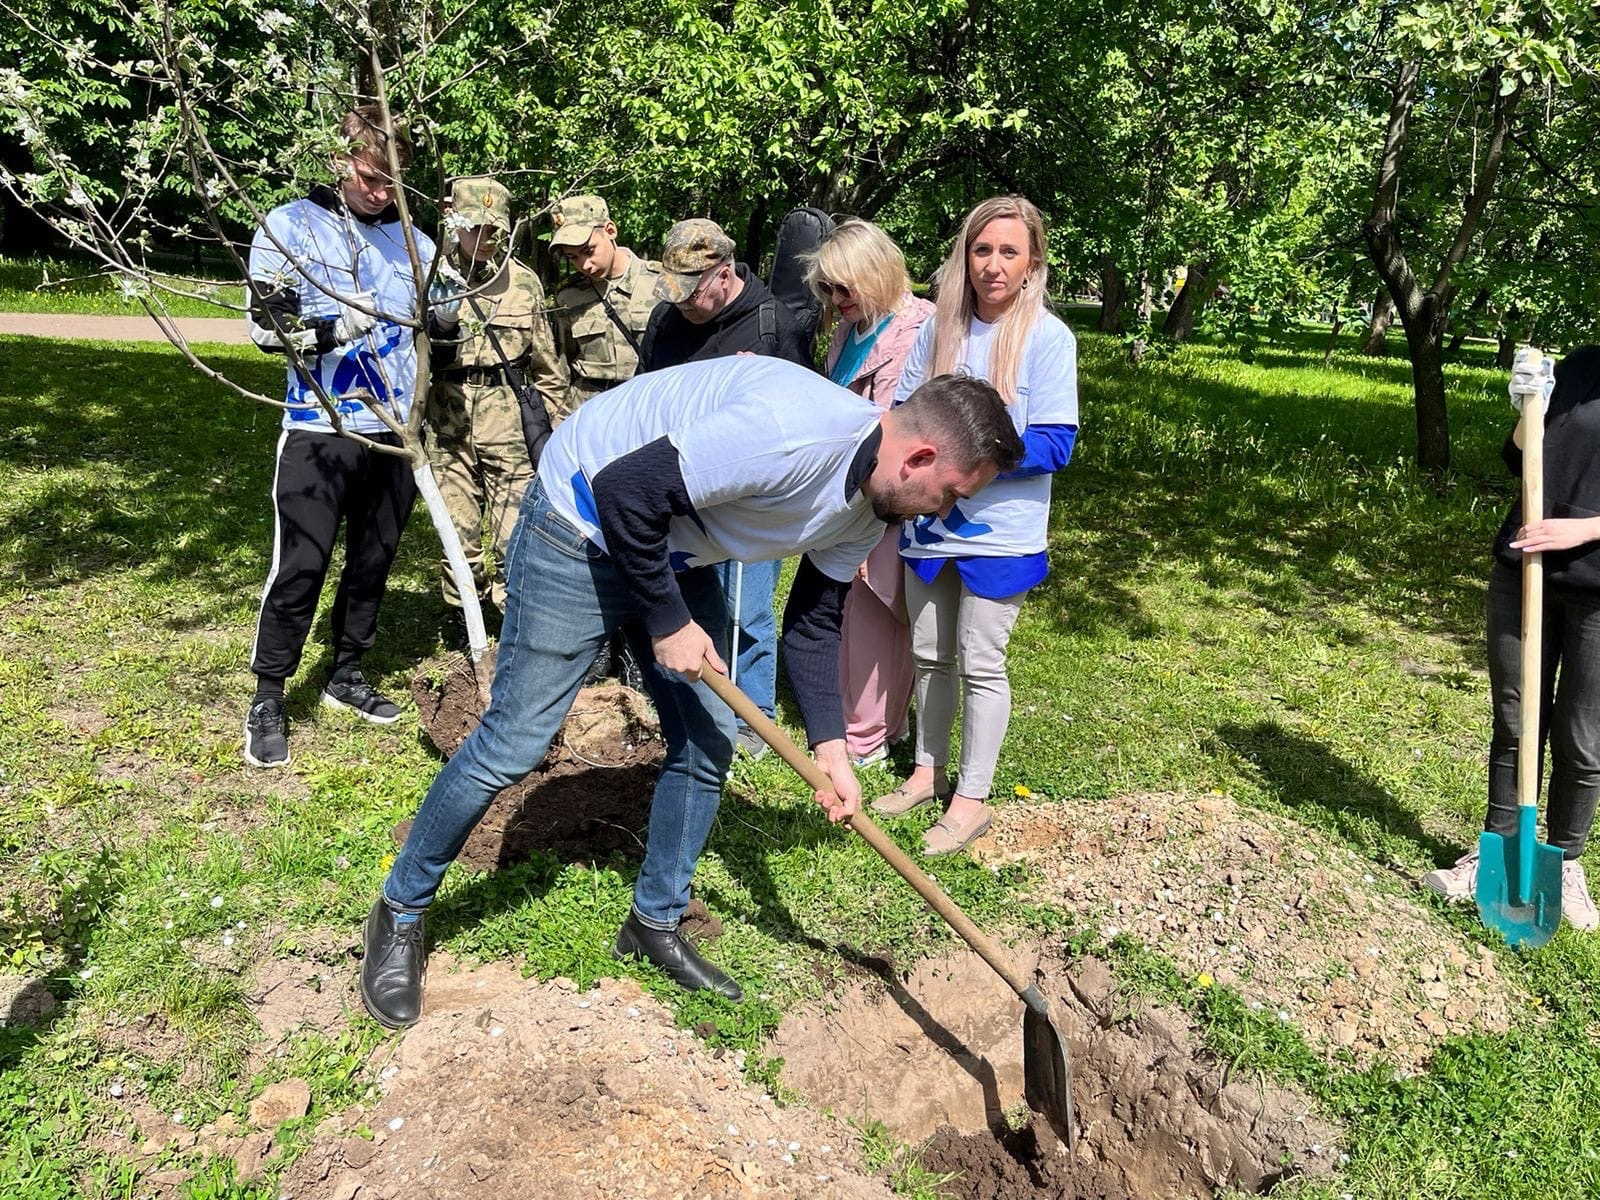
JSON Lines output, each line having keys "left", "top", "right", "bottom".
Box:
{"left": 824, "top": 293, "right": 935, "bottom": 611}
{"left": 823, "top": 294, "right": 935, "bottom": 410}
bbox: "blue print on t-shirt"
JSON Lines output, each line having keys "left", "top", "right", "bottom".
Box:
{"left": 287, "top": 325, "right": 406, "bottom": 414}
{"left": 911, "top": 503, "right": 992, "bottom": 545}
{"left": 571, "top": 470, "right": 601, "bottom": 529}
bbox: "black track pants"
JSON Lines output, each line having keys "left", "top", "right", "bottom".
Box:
{"left": 249, "top": 428, "right": 418, "bottom": 683}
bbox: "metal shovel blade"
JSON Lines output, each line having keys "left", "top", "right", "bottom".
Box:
{"left": 1021, "top": 988, "right": 1078, "bottom": 1152}
{"left": 1477, "top": 823, "right": 1564, "bottom": 948}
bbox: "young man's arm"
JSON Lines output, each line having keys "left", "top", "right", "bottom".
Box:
{"left": 589, "top": 437, "right": 721, "bottom": 675}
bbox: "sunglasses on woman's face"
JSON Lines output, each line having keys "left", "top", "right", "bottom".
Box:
{"left": 819, "top": 279, "right": 854, "bottom": 299}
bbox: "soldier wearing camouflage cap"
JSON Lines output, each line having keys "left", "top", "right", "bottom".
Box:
{"left": 549, "top": 195, "right": 664, "bottom": 418}
{"left": 428, "top": 175, "right": 564, "bottom": 617}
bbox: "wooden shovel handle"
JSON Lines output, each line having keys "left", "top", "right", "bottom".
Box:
{"left": 700, "top": 663, "right": 1036, "bottom": 1000}
{"left": 1519, "top": 387, "right": 1545, "bottom": 812}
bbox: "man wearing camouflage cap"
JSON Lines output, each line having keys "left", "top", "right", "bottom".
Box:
{"left": 638, "top": 217, "right": 813, "bottom": 756}
{"left": 549, "top": 195, "right": 664, "bottom": 418}
{"left": 428, "top": 175, "right": 564, "bottom": 618}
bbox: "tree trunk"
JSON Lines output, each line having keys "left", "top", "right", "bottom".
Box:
{"left": 742, "top": 197, "right": 771, "bottom": 273}
{"left": 1361, "top": 288, "right": 1394, "bottom": 355}
{"left": 1406, "top": 318, "right": 1450, "bottom": 473}
{"left": 1360, "top": 58, "right": 1521, "bottom": 472}
{"left": 1096, "top": 254, "right": 1125, "bottom": 332}
{"left": 1495, "top": 303, "right": 1526, "bottom": 369}
{"left": 1323, "top": 298, "right": 1344, "bottom": 367}
{"left": 1162, "top": 260, "right": 1212, "bottom": 341}
{"left": 1128, "top": 270, "right": 1154, "bottom": 363}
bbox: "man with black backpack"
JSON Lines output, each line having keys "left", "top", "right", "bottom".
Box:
{"left": 639, "top": 218, "right": 811, "bottom": 371}
{"left": 638, "top": 218, "right": 814, "bottom": 753}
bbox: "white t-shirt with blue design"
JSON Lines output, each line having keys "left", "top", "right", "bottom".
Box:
{"left": 539, "top": 356, "right": 888, "bottom": 582}
{"left": 249, "top": 196, "right": 436, "bottom": 435}
{"left": 894, "top": 311, "right": 1078, "bottom": 560}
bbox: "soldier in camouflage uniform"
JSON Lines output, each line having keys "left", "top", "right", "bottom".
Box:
{"left": 549, "top": 196, "right": 664, "bottom": 417}
{"left": 428, "top": 176, "right": 563, "bottom": 612}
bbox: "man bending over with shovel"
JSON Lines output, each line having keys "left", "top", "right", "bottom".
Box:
{"left": 361, "top": 356, "right": 1024, "bottom": 1027}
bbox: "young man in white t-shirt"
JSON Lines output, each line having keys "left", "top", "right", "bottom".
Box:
{"left": 242, "top": 105, "right": 438, "bottom": 770}
{"left": 359, "top": 357, "right": 1024, "bottom": 1028}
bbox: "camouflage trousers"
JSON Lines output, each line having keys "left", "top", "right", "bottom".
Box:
{"left": 425, "top": 381, "right": 533, "bottom": 609}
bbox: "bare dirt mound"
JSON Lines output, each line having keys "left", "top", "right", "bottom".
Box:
{"left": 983, "top": 792, "right": 1522, "bottom": 1068}
{"left": 281, "top": 962, "right": 895, "bottom": 1200}
{"left": 770, "top": 949, "right": 1340, "bottom": 1199}
{"left": 403, "top": 651, "right": 662, "bottom": 870}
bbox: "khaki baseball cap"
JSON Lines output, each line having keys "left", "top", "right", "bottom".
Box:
{"left": 655, "top": 218, "right": 736, "bottom": 302}
{"left": 448, "top": 176, "right": 511, "bottom": 233}
{"left": 550, "top": 195, "right": 612, "bottom": 247}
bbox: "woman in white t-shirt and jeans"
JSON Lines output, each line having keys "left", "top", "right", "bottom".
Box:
{"left": 872, "top": 195, "right": 1080, "bottom": 855}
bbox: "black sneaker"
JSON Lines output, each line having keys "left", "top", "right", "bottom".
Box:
{"left": 321, "top": 670, "right": 402, "bottom": 725}
{"left": 243, "top": 698, "right": 290, "bottom": 768}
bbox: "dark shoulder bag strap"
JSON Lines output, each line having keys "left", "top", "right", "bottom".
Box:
{"left": 591, "top": 279, "right": 644, "bottom": 355}
{"left": 468, "top": 294, "right": 553, "bottom": 468}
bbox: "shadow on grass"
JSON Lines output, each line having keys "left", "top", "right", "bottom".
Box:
{"left": 1030, "top": 333, "right": 1513, "bottom": 653}
{"left": 1213, "top": 719, "right": 1458, "bottom": 863}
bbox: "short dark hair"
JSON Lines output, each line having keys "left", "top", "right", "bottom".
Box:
{"left": 896, "top": 374, "right": 1025, "bottom": 473}
{"left": 340, "top": 105, "right": 412, "bottom": 170}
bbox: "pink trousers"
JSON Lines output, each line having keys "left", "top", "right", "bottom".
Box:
{"left": 839, "top": 530, "right": 914, "bottom": 758}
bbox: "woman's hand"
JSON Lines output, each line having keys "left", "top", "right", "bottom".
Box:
{"left": 1511, "top": 516, "right": 1600, "bottom": 554}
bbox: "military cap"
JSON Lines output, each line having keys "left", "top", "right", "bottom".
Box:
{"left": 448, "top": 176, "right": 511, "bottom": 233}
{"left": 550, "top": 195, "right": 613, "bottom": 247}
{"left": 654, "top": 218, "right": 736, "bottom": 303}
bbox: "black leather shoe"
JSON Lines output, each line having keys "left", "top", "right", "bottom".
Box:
{"left": 361, "top": 898, "right": 426, "bottom": 1028}
{"left": 612, "top": 911, "right": 742, "bottom": 1001}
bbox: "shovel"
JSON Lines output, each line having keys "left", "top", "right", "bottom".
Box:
{"left": 701, "top": 664, "right": 1078, "bottom": 1150}
{"left": 1476, "top": 374, "right": 1564, "bottom": 947}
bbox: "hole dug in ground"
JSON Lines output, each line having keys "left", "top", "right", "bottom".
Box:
{"left": 404, "top": 651, "right": 663, "bottom": 869}
{"left": 770, "top": 949, "right": 1342, "bottom": 1200}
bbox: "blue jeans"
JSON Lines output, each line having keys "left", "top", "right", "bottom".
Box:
{"left": 384, "top": 481, "right": 737, "bottom": 929}
{"left": 1485, "top": 562, "right": 1600, "bottom": 859}
{"left": 715, "top": 558, "right": 779, "bottom": 720}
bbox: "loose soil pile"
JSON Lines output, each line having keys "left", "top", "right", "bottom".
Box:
{"left": 980, "top": 792, "right": 1523, "bottom": 1068}
{"left": 279, "top": 963, "right": 895, "bottom": 1200}
{"left": 403, "top": 651, "right": 662, "bottom": 869}
{"left": 771, "top": 948, "right": 1340, "bottom": 1199}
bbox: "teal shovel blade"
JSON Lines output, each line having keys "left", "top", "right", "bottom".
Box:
{"left": 1477, "top": 809, "right": 1564, "bottom": 948}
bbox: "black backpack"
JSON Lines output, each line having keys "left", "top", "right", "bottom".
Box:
{"left": 767, "top": 206, "right": 835, "bottom": 359}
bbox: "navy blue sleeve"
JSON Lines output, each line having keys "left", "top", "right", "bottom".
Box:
{"left": 591, "top": 436, "right": 697, "bottom": 637}
{"left": 781, "top": 554, "right": 850, "bottom": 746}
{"left": 999, "top": 423, "right": 1077, "bottom": 480}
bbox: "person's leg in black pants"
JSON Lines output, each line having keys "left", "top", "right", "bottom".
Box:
{"left": 329, "top": 433, "right": 418, "bottom": 677}
{"left": 246, "top": 429, "right": 355, "bottom": 766}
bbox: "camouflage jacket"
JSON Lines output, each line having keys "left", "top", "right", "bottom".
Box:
{"left": 552, "top": 250, "right": 664, "bottom": 417}
{"left": 432, "top": 252, "right": 563, "bottom": 414}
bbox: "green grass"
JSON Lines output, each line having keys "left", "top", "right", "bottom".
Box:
{"left": 0, "top": 256, "right": 244, "bottom": 318}
{"left": 1, "top": 327, "right": 1595, "bottom": 1197}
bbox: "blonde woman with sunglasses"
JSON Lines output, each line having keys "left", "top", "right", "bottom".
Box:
{"left": 872, "top": 196, "right": 1079, "bottom": 855}
{"left": 802, "top": 220, "right": 936, "bottom": 767}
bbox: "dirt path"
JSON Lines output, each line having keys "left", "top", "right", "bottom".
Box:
{"left": 0, "top": 312, "right": 247, "bottom": 344}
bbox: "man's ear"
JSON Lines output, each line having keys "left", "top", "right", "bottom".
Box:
{"left": 904, "top": 443, "right": 938, "bottom": 471}
{"left": 602, "top": 221, "right": 619, "bottom": 239}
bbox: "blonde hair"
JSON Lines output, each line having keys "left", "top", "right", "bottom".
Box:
{"left": 801, "top": 219, "right": 913, "bottom": 326}
{"left": 928, "top": 195, "right": 1048, "bottom": 404}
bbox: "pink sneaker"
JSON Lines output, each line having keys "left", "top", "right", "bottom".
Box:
{"left": 1421, "top": 851, "right": 1479, "bottom": 903}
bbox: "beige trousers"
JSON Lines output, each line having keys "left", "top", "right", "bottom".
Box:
{"left": 905, "top": 564, "right": 1026, "bottom": 800}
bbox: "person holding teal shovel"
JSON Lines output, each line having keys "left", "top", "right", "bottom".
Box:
{"left": 1424, "top": 345, "right": 1600, "bottom": 933}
